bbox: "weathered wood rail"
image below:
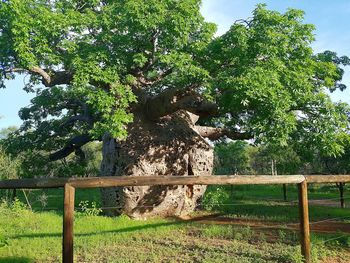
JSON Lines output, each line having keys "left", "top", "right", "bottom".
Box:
{"left": 0, "top": 175, "right": 305, "bottom": 189}
{"left": 1, "top": 174, "right": 350, "bottom": 263}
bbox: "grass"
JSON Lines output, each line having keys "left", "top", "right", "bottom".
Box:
{"left": 203, "top": 184, "right": 350, "bottom": 222}
{"left": 0, "top": 184, "right": 349, "bottom": 262}
{"left": 0, "top": 188, "right": 102, "bottom": 213}
{"left": 0, "top": 208, "right": 308, "bottom": 263}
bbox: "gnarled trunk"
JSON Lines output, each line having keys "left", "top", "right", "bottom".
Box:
{"left": 100, "top": 110, "right": 214, "bottom": 219}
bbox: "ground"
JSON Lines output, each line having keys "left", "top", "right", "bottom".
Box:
{"left": 0, "top": 184, "right": 349, "bottom": 263}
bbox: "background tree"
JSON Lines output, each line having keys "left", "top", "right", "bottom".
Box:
{"left": 0, "top": 126, "right": 17, "bottom": 140}
{"left": 0, "top": 125, "right": 102, "bottom": 178}
{"left": 214, "top": 141, "right": 253, "bottom": 175}
{"left": 0, "top": 145, "right": 21, "bottom": 201}
{"left": 250, "top": 144, "right": 302, "bottom": 175}
{"left": 317, "top": 139, "right": 350, "bottom": 208}
{"left": 1, "top": 1, "right": 349, "bottom": 218}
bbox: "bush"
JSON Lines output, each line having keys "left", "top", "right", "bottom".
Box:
{"left": 201, "top": 186, "right": 229, "bottom": 211}
{"left": 0, "top": 198, "right": 30, "bottom": 218}
{"left": 0, "top": 233, "right": 8, "bottom": 248}
{"left": 78, "top": 200, "right": 102, "bottom": 216}
{"left": 0, "top": 146, "right": 20, "bottom": 180}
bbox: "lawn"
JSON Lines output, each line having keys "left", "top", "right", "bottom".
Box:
{"left": 0, "top": 184, "right": 349, "bottom": 263}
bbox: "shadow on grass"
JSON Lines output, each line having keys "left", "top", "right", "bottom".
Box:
{"left": 205, "top": 203, "right": 299, "bottom": 222}
{"left": 212, "top": 202, "right": 349, "bottom": 222}
{"left": 0, "top": 257, "right": 33, "bottom": 263}
{"left": 10, "top": 218, "right": 191, "bottom": 239}
{"left": 10, "top": 214, "right": 225, "bottom": 240}
{"left": 10, "top": 202, "right": 349, "bottom": 240}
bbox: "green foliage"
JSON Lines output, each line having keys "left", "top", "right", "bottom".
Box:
{"left": 201, "top": 186, "right": 229, "bottom": 210}
{"left": 0, "top": 232, "right": 8, "bottom": 248}
{"left": 213, "top": 135, "right": 350, "bottom": 176}
{"left": 214, "top": 141, "right": 253, "bottom": 175}
{"left": 0, "top": 197, "right": 29, "bottom": 216}
{"left": 0, "top": 126, "right": 18, "bottom": 139}
{"left": 318, "top": 139, "right": 350, "bottom": 174}
{"left": 78, "top": 200, "right": 102, "bottom": 217}
{"left": 9, "top": 198, "right": 29, "bottom": 213}
{"left": 0, "top": 0, "right": 213, "bottom": 139}
{"left": 214, "top": 141, "right": 302, "bottom": 176}
{"left": 0, "top": 1, "right": 349, "bottom": 176}
{"left": 204, "top": 5, "right": 350, "bottom": 155}
{"left": 310, "top": 235, "right": 335, "bottom": 263}
{"left": 0, "top": 146, "right": 20, "bottom": 180}
{"left": 251, "top": 144, "right": 302, "bottom": 175}
{"left": 2, "top": 141, "right": 102, "bottom": 179}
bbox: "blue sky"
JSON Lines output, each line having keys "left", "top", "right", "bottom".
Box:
{"left": 0, "top": 0, "right": 349, "bottom": 129}
{"left": 201, "top": 0, "right": 350, "bottom": 102}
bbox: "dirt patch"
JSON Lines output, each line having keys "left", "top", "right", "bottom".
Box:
{"left": 309, "top": 199, "right": 349, "bottom": 208}
{"left": 185, "top": 214, "right": 350, "bottom": 234}
{"left": 309, "top": 221, "right": 350, "bottom": 234}
{"left": 321, "top": 251, "right": 350, "bottom": 263}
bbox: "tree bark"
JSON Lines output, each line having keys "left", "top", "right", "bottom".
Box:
{"left": 195, "top": 126, "right": 251, "bottom": 141}
{"left": 337, "top": 182, "right": 345, "bottom": 208}
{"left": 145, "top": 86, "right": 218, "bottom": 120}
{"left": 100, "top": 110, "right": 213, "bottom": 219}
{"left": 283, "top": 184, "right": 287, "bottom": 201}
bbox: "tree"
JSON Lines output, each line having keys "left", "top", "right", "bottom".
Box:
{"left": 14, "top": 141, "right": 102, "bottom": 179}
{"left": 0, "top": 126, "right": 18, "bottom": 139}
{"left": 214, "top": 141, "right": 253, "bottom": 175}
{"left": 1, "top": 1, "right": 349, "bottom": 218}
{"left": 251, "top": 144, "right": 302, "bottom": 175}
{"left": 0, "top": 146, "right": 20, "bottom": 180}
{"left": 318, "top": 138, "right": 350, "bottom": 208}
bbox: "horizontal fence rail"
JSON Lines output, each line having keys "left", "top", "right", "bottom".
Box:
{"left": 1, "top": 174, "right": 350, "bottom": 263}
{"left": 0, "top": 174, "right": 309, "bottom": 189}
{"left": 306, "top": 175, "right": 350, "bottom": 183}
{"left": 1, "top": 175, "right": 349, "bottom": 190}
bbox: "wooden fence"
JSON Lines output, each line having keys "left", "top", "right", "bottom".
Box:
{"left": 1, "top": 174, "right": 350, "bottom": 263}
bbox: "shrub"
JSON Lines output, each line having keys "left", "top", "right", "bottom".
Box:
{"left": 202, "top": 186, "right": 229, "bottom": 211}
{"left": 0, "top": 233, "right": 8, "bottom": 248}
{"left": 78, "top": 200, "right": 102, "bottom": 216}
{"left": 0, "top": 146, "right": 20, "bottom": 180}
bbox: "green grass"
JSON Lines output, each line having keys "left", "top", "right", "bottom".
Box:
{"left": 0, "top": 184, "right": 349, "bottom": 262}
{"left": 0, "top": 188, "right": 101, "bottom": 213}
{"left": 203, "top": 184, "right": 350, "bottom": 222}
{"left": 0, "top": 207, "right": 310, "bottom": 263}
{"left": 223, "top": 184, "right": 343, "bottom": 201}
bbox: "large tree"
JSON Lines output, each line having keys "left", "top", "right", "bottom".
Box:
{"left": 1, "top": 1, "right": 349, "bottom": 218}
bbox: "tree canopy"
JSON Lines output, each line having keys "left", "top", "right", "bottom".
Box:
{"left": 1, "top": 1, "right": 349, "bottom": 165}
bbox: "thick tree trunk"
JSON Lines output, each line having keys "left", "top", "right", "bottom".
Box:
{"left": 100, "top": 110, "right": 213, "bottom": 219}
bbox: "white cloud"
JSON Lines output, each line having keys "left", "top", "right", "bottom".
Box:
{"left": 201, "top": 0, "right": 259, "bottom": 36}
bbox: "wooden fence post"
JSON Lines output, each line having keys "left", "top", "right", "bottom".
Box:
{"left": 338, "top": 182, "right": 345, "bottom": 208}
{"left": 298, "top": 180, "right": 311, "bottom": 263}
{"left": 63, "top": 184, "right": 75, "bottom": 263}
{"left": 283, "top": 184, "right": 287, "bottom": 201}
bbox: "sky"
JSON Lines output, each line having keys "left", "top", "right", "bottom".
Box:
{"left": 0, "top": 0, "right": 350, "bottom": 129}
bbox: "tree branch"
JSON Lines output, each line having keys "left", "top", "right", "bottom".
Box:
{"left": 33, "top": 68, "right": 73, "bottom": 87}
{"left": 60, "top": 101, "right": 95, "bottom": 128}
{"left": 60, "top": 115, "right": 92, "bottom": 128}
{"left": 132, "top": 67, "right": 173, "bottom": 87}
{"left": 30, "top": 67, "right": 52, "bottom": 85}
{"left": 49, "top": 134, "right": 93, "bottom": 161}
{"left": 195, "top": 126, "right": 252, "bottom": 141}
{"left": 6, "top": 67, "right": 73, "bottom": 87}
{"left": 145, "top": 86, "right": 218, "bottom": 120}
